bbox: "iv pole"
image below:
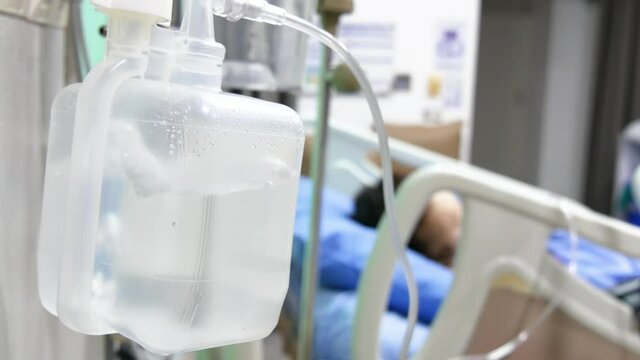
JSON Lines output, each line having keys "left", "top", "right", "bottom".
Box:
{"left": 297, "top": 0, "right": 353, "bottom": 359}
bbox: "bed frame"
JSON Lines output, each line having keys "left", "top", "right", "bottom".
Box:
{"left": 354, "top": 164, "right": 640, "bottom": 359}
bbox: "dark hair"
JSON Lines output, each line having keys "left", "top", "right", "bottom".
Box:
{"left": 351, "top": 180, "right": 389, "bottom": 228}
{"left": 351, "top": 177, "right": 423, "bottom": 253}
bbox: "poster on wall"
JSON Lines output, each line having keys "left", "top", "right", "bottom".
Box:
{"left": 303, "top": 21, "right": 396, "bottom": 95}
{"left": 424, "top": 22, "right": 469, "bottom": 121}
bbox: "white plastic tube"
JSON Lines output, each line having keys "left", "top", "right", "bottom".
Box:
{"left": 57, "top": 16, "right": 156, "bottom": 335}
{"left": 211, "top": 2, "right": 419, "bottom": 358}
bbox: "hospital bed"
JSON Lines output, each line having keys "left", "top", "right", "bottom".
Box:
{"left": 238, "top": 122, "right": 640, "bottom": 359}
{"left": 355, "top": 164, "right": 640, "bottom": 359}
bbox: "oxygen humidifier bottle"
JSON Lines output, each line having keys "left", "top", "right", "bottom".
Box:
{"left": 37, "top": 0, "right": 171, "bottom": 320}
{"left": 91, "top": 0, "right": 304, "bottom": 354}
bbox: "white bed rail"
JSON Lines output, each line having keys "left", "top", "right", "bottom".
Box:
{"left": 353, "top": 163, "right": 640, "bottom": 359}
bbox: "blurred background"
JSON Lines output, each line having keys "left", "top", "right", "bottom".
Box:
{"left": 296, "top": 0, "right": 640, "bottom": 214}
{"left": 3, "top": 0, "right": 640, "bottom": 359}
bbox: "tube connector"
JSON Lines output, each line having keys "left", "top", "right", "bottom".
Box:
{"left": 212, "top": 0, "right": 287, "bottom": 25}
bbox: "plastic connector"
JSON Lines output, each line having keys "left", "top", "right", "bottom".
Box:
{"left": 212, "top": 0, "right": 287, "bottom": 25}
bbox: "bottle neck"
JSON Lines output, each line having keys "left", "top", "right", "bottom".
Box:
{"left": 105, "top": 13, "right": 157, "bottom": 58}
{"left": 145, "top": 50, "right": 224, "bottom": 90}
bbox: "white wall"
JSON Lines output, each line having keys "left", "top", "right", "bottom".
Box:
{"left": 298, "top": 0, "right": 481, "bottom": 159}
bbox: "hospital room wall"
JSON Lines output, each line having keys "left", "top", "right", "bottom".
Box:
{"left": 298, "top": 0, "right": 481, "bottom": 160}
{"left": 472, "top": 0, "right": 602, "bottom": 201}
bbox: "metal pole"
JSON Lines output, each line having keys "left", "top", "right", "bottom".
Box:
{"left": 297, "top": 11, "right": 341, "bottom": 360}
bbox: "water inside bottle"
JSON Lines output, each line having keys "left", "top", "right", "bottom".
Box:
{"left": 92, "top": 119, "right": 301, "bottom": 353}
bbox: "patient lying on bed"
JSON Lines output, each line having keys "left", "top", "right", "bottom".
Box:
{"left": 352, "top": 177, "right": 462, "bottom": 267}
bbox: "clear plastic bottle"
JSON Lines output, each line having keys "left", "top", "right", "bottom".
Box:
{"left": 90, "top": 0, "right": 304, "bottom": 354}
{"left": 38, "top": 0, "right": 303, "bottom": 351}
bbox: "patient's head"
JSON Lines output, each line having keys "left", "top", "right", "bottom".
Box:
{"left": 352, "top": 179, "right": 462, "bottom": 267}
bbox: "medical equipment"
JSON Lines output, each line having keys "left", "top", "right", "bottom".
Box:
{"left": 40, "top": 0, "right": 417, "bottom": 357}
{"left": 92, "top": 1, "right": 303, "bottom": 353}
{"left": 38, "top": 0, "right": 306, "bottom": 354}
{"left": 298, "top": 1, "right": 352, "bottom": 359}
